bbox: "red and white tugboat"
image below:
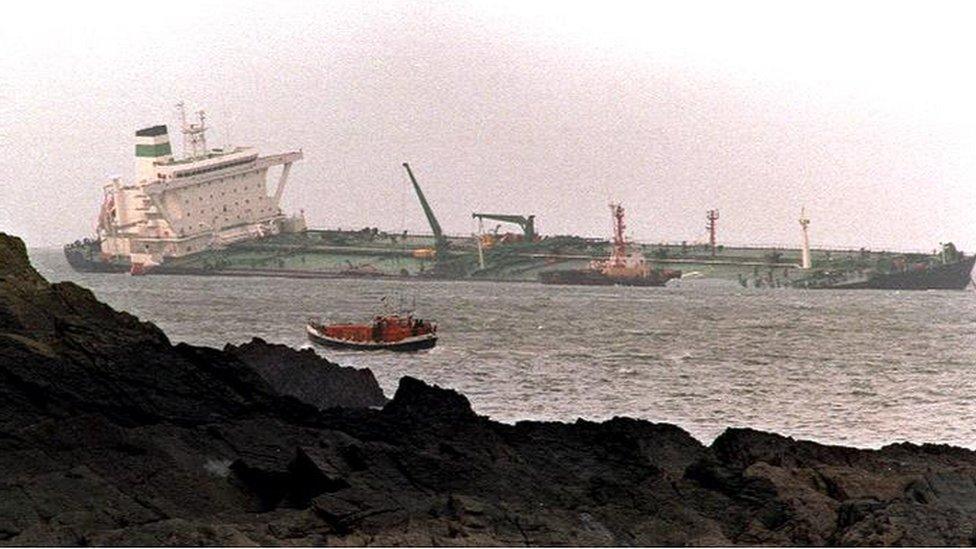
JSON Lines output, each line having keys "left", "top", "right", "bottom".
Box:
{"left": 539, "top": 203, "right": 681, "bottom": 287}
{"left": 306, "top": 313, "right": 437, "bottom": 352}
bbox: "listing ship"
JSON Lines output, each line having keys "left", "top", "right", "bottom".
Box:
{"left": 733, "top": 210, "right": 976, "bottom": 291}
{"left": 789, "top": 243, "right": 976, "bottom": 290}
{"left": 538, "top": 204, "right": 681, "bottom": 287}
{"left": 64, "top": 103, "right": 305, "bottom": 274}
{"left": 64, "top": 110, "right": 973, "bottom": 290}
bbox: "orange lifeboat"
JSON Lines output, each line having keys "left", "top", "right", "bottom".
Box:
{"left": 306, "top": 314, "right": 437, "bottom": 352}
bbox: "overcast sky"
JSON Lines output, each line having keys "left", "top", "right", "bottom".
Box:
{"left": 2, "top": 0, "right": 974, "bottom": 251}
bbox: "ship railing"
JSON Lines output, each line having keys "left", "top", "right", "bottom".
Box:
{"left": 254, "top": 151, "right": 303, "bottom": 168}
{"left": 143, "top": 150, "right": 303, "bottom": 195}
{"left": 633, "top": 239, "right": 937, "bottom": 255}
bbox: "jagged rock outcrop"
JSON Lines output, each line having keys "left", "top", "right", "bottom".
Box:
{"left": 3, "top": 231, "right": 976, "bottom": 545}
{"left": 226, "top": 338, "right": 387, "bottom": 409}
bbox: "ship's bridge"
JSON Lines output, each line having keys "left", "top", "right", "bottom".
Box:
{"left": 98, "top": 108, "right": 305, "bottom": 265}
{"left": 155, "top": 147, "right": 259, "bottom": 180}
{"left": 145, "top": 150, "right": 303, "bottom": 195}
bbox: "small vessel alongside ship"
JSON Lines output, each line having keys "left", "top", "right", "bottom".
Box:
{"left": 64, "top": 107, "right": 975, "bottom": 291}
{"left": 538, "top": 204, "right": 681, "bottom": 287}
{"left": 306, "top": 314, "right": 437, "bottom": 351}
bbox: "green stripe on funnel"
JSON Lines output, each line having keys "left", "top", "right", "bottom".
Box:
{"left": 135, "top": 142, "right": 172, "bottom": 157}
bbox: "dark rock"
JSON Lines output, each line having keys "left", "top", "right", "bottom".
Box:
{"left": 4, "top": 232, "right": 976, "bottom": 545}
{"left": 226, "top": 338, "right": 387, "bottom": 409}
{"left": 382, "top": 376, "right": 477, "bottom": 421}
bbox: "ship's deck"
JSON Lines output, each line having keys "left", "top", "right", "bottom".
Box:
{"left": 151, "top": 228, "right": 946, "bottom": 285}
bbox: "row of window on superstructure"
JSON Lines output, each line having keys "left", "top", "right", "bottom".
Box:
{"left": 158, "top": 156, "right": 256, "bottom": 180}
{"left": 181, "top": 175, "right": 264, "bottom": 208}
{"left": 185, "top": 198, "right": 260, "bottom": 216}
{"left": 190, "top": 208, "right": 273, "bottom": 230}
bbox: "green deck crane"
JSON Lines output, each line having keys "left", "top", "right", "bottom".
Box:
{"left": 471, "top": 213, "right": 536, "bottom": 241}
{"left": 402, "top": 162, "right": 448, "bottom": 257}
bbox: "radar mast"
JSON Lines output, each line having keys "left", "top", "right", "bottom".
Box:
{"left": 176, "top": 101, "right": 208, "bottom": 159}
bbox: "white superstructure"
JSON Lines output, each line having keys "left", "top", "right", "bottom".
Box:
{"left": 97, "top": 105, "right": 304, "bottom": 266}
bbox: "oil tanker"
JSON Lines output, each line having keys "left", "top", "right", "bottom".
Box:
{"left": 788, "top": 243, "right": 976, "bottom": 290}
{"left": 65, "top": 109, "right": 975, "bottom": 291}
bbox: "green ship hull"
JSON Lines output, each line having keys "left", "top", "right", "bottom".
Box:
{"left": 64, "top": 229, "right": 975, "bottom": 290}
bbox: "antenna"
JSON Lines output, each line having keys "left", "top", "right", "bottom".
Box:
{"left": 176, "top": 101, "right": 189, "bottom": 158}
{"left": 706, "top": 209, "right": 720, "bottom": 256}
{"left": 607, "top": 203, "right": 628, "bottom": 268}
{"left": 175, "top": 102, "right": 209, "bottom": 159}
{"left": 196, "top": 110, "right": 207, "bottom": 155}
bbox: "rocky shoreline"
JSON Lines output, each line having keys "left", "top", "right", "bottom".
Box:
{"left": 2, "top": 231, "right": 975, "bottom": 545}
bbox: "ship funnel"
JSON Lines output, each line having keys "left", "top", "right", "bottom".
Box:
{"left": 134, "top": 125, "right": 173, "bottom": 182}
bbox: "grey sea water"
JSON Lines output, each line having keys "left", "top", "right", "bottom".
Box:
{"left": 30, "top": 248, "right": 976, "bottom": 449}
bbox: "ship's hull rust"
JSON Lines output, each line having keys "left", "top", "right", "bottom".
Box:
{"left": 306, "top": 324, "right": 438, "bottom": 352}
